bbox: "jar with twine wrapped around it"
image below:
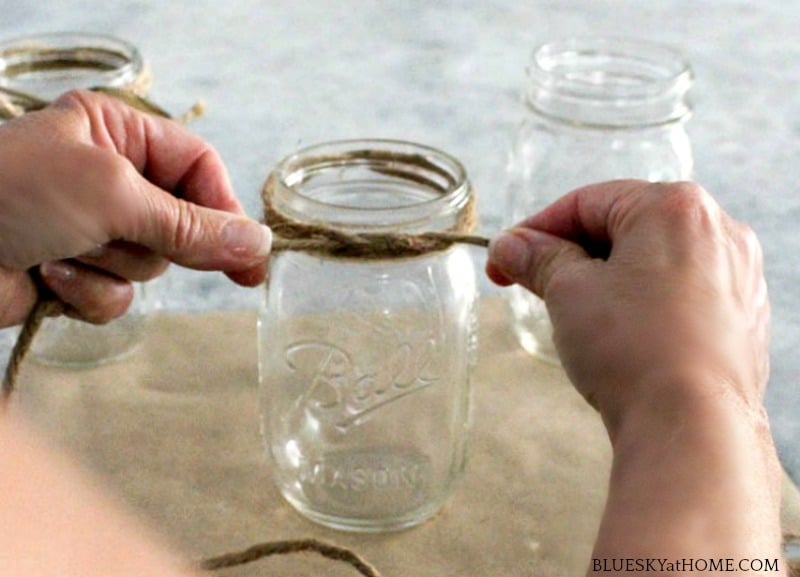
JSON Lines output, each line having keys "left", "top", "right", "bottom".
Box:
{"left": 0, "top": 32, "right": 156, "bottom": 366}
{"left": 259, "top": 139, "right": 480, "bottom": 532}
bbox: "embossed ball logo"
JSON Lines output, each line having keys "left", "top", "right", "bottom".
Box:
{"left": 284, "top": 281, "right": 441, "bottom": 431}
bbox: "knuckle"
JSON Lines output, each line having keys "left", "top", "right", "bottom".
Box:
{"left": 530, "top": 248, "right": 557, "bottom": 295}
{"left": 49, "top": 89, "right": 112, "bottom": 126}
{"left": 736, "top": 221, "right": 764, "bottom": 262}
{"left": 95, "top": 154, "right": 130, "bottom": 189}
{"left": 169, "top": 199, "right": 205, "bottom": 254}
{"left": 655, "top": 181, "right": 721, "bottom": 229}
{"left": 723, "top": 219, "right": 765, "bottom": 279}
{"left": 659, "top": 181, "right": 713, "bottom": 213}
{"left": 51, "top": 88, "right": 97, "bottom": 111}
{"left": 83, "top": 154, "right": 141, "bottom": 235}
{"left": 537, "top": 245, "right": 581, "bottom": 299}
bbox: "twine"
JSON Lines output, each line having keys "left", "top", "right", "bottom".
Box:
{"left": 200, "top": 538, "right": 383, "bottom": 575}
{"left": 263, "top": 155, "right": 490, "bottom": 259}
{"left": 1, "top": 271, "right": 63, "bottom": 405}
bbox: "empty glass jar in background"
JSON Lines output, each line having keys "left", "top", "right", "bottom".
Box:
{"left": 0, "top": 32, "right": 155, "bottom": 366}
{"left": 259, "top": 140, "right": 478, "bottom": 532}
{"left": 504, "top": 37, "right": 694, "bottom": 363}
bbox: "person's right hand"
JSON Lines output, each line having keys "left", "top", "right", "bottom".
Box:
{"left": 486, "top": 180, "right": 770, "bottom": 435}
{"left": 487, "top": 181, "right": 783, "bottom": 568}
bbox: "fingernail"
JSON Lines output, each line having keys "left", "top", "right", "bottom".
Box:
{"left": 40, "top": 260, "right": 76, "bottom": 282}
{"left": 222, "top": 220, "right": 272, "bottom": 259}
{"left": 488, "top": 230, "right": 530, "bottom": 280}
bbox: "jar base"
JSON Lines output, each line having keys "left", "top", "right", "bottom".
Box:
{"left": 280, "top": 491, "right": 445, "bottom": 533}
{"left": 512, "top": 325, "right": 562, "bottom": 366}
{"left": 505, "top": 287, "right": 562, "bottom": 366}
{"left": 29, "top": 315, "right": 145, "bottom": 368}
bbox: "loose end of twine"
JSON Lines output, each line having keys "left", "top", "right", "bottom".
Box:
{"left": 176, "top": 100, "right": 206, "bottom": 125}
{"left": 200, "top": 538, "right": 384, "bottom": 577}
{"left": 1, "top": 298, "right": 63, "bottom": 408}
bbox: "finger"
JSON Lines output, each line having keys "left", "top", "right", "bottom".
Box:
{"left": 514, "top": 179, "right": 655, "bottom": 248}
{"left": 485, "top": 261, "right": 514, "bottom": 287}
{"left": 487, "top": 227, "right": 589, "bottom": 298}
{"left": 122, "top": 179, "right": 272, "bottom": 279}
{"left": 76, "top": 241, "right": 170, "bottom": 282}
{"left": 39, "top": 261, "right": 134, "bottom": 325}
{"left": 226, "top": 263, "right": 268, "bottom": 288}
{"left": 50, "top": 90, "right": 244, "bottom": 215}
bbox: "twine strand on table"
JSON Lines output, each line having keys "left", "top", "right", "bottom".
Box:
{"left": 200, "top": 538, "right": 384, "bottom": 576}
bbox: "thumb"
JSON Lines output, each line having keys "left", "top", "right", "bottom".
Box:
{"left": 487, "top": 228, "right": 589, "bottom": 298}
{"left": 126, "top": 182, "right": 272, "bottom": 273}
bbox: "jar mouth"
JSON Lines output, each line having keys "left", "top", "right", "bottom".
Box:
{"left": 526, "top": 36, "right": 693, "bottom": 128}
{"left": 270, "top": 139, "right": 472, "bottom": 231}
{"left": 0, "top": 32, "right": 143, "bottom": 99}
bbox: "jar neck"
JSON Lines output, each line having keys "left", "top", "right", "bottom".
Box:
{"left": 525, "top": 37, "right": 693, "bottom": 129}
{"left": 0, "top": 32, "right": 144, "bottom": 100}
{"left": 268, "top": 140, "right": 473, "bottom": 234}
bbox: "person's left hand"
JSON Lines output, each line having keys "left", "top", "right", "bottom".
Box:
{"left": 0, "top": 90, "right": 271, "bottom": 327}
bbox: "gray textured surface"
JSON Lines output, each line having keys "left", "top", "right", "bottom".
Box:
{"left": 0, "top": 1, "right": 797, "bottom": 478}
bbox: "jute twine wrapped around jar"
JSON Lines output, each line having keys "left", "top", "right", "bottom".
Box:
{"left": 262, "top": 152, "right": 488, "bottom": 258}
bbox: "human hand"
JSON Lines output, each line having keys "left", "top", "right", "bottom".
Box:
{"left": 487, "top": 180, "right": 770, "bottom": 434}
{"left": 0, "top": 89, "right": 271, "bottom": 327}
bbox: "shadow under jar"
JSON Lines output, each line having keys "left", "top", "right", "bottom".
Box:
{"left": 504, "top": 37, "right": 694, "bottom": 364}
{"left": 0, "top": 32, "right": 154, "bottom": 366}
{"left": 259, "top": 140, "right": 478, "bottom": 533}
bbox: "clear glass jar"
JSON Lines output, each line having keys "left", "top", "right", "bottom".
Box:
{"left": 504, "top": 37, "right": 694, "bottom": 363}
{"left": 0, "top": 32, "right": 153, "bottom": 366}
{"left": 259, "top": 139, "right": 478, "bottom": 532}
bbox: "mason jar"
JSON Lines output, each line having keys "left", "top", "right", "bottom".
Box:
{"left": 504, "top": 37, "right": 694, "bottom": 363}
{"left": 0, "top": 32, "right": 154, "bottom": 366}
{"left": 259, "top": 139, "right": 478, "bottom": 532}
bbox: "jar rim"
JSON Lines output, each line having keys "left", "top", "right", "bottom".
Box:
{"left": 0, "top": 31, "right": 143, "bottom": 91}
{"left": 526, "top": 36, "right": 693, "bottom": 128}
{"left": 270, "top": 139, "right": 472, "bottom": 231}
